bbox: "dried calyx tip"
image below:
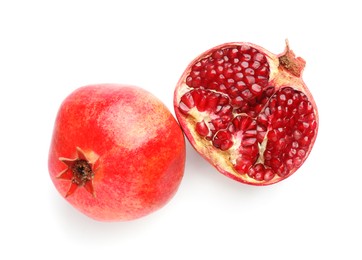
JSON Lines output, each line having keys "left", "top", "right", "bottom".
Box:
{"left": 285, "top": 39, "right": 290, "bottom": 51}
{"left": 278, "top": 39, "right": 306, "bottom": 77}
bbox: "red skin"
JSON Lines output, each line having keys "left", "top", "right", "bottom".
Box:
{"left": 48, "top": 84, "right": 185, "bottom": 221}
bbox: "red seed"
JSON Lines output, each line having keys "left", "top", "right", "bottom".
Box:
{"left": 196, "top": 121, "right": 209, "bottom": 137}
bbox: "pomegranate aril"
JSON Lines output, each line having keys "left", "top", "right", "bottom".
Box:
{"left": 192, "top": 61, "right": 202, "bottom": 70}
{"left": 190, "top": 70, "right": 201, "bottom": 78}
{"left": 231, "top": 96, "right": 243, "bottom": 107}
{"left": 213, "top": 130, "right": 233, "bottom": 151}
{"left": 189, "top": 89, "right": 201, "bottom": 105}
{"left": 234, "top": 72, "right": 244, "bottom": 80}
{"left": 196, "top": 95, "right": 208, "bottom": 112}
{"left": 244, "top": 129, "right": 257, "bottom": 138}
{"left": 278, "top": 93, "right": 287, "bottom": 104}
{"left": 196, "top": 121, "right": 210, "bottom": 137}
{"left": 212, "top": 49, "right": 224, "bottom": 59}
{"left": 297, "top": 149, "right": 306, "bottom": 157}
{"left": 298, "top": 100, "right": 310, "bottom": 114}
{"left": 239, "top": 144, "right": 258, "bottom": 157}
{"left": 232, "top": 116, "right": 246, "bottom": 131}
{"left": 286, "top": 159, "right": 294, "bottom": 170}
{"left": 257, "top": 113, "right": 268, "bottom": 125}
{"left": 251, "top": 61, "right": 261, "bottom": 69}
{"left": 179, "top": 102, "right": 191, "bottom": 114}
{"left": 228, "top": 86, "right": 239, "bottom": 98}
{"left": 180, "top": 92, "right": 194, "bottom": 109}
{"left": 232, "top": 64, "right": 242, "bottom": 73}
{"left": 229, "top": 48, "right": 239, "bottom": 58}
{"left": 277, "top": 164, "right": 288, "bottom": 177}
{"left": 242, "top": 53, "right": 251, "bottom": 61}
{"left": 192, "top": 77, "right": 202, "bottom": 88}
{"left": 288, "top": 148, "right": 297, "bottom": 157}
{"left": 206, "top": 93, "right": 220, "bottom": 110}
{"left": 251, "top": 84, "right": 262, "bottom": 95}
{"left": 245, "top": 76, "right": 255, "bottom": 85}
{"left": 224, "top": 68, "right": 234, "bottom": 78}
{"left": 210, "top": 118, "right": 229, "bottom": 134}
{"left": 253, "top": 52, "right": 263, "bottom": 61}
{"left": 235, "top": 159, "right": 253, "bottom": 173}
{"left": 293, "top": 129, "right": 302, "bottom": 140}
{"left": 293, "top": 156, "right": 303, "bottom": 166}
{"left": 247, "top": 164, "right": 273, "bottom": 181}
{"left": 208, "top": 81, "right": 219, "bottom": 90}
{"left": 264, "top": 169, "right": 275, "bottom": 182}
{"left": 241, "top": 89, "right": 252, "bottom": 100}
{"left": 240, "top": 61, "right": 249, "bottom": 69}
{"left": 247, "top": 167, "right": 256, "bottom": 178}
{"left": 216, "top": 65, "right": 224, "bottom": 73}
{"left": 242, "top": 137, "right": 257, "bottom": 146}
{"left": 218, "top": 95, "right": 229, "bottom": 105}
{"left": 267, "top": 129, "right": 277, "bottom": 142}
{"left": 254, "top": 172, "right": 263, "bottom": 181}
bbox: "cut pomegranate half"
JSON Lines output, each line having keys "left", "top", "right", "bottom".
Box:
{"left": 174, "top": 41, "right": 318, "bottom": 185}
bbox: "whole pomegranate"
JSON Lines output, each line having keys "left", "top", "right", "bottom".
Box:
{"left": 174, "top": 41, "right": 318, "bottom": 185}
{"left": 49, "top": 84, "right": 185, "bottom": 221}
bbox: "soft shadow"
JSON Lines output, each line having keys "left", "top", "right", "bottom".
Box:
{"left": 182, "top": 141, "right": 281, "bottom": 197}
{"left": 49, "top": 189, "right": 160, "bottom": 245}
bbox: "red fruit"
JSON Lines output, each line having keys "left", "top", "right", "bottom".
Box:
{"left": 49, "top": 84, "right": 185, "bottom": 221}
{"left": 174, "top": 41, "right": 318, "bottom": 185}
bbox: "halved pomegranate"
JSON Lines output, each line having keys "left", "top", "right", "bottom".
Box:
{"left": 174, "top": 41, "right": 318, "bottom": 185}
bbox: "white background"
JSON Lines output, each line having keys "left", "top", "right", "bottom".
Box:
{"left": 1, "top": 0, "right": 361, "bottom": 259}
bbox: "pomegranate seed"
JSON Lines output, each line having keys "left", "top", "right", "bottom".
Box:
{"left": 242, "top": 137, "right": 257, "bottom": 146}
{"left": 264, "top": 169, "right": 275, "bottom": 181}
{"left": 213, "top": 130, "right": 233, "bottom": 151}
{"left": 212, "top": 49, "right": 224, "bottom": 59}
{"left": 196, "top": 121, "right": 209, "bottom": 137}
